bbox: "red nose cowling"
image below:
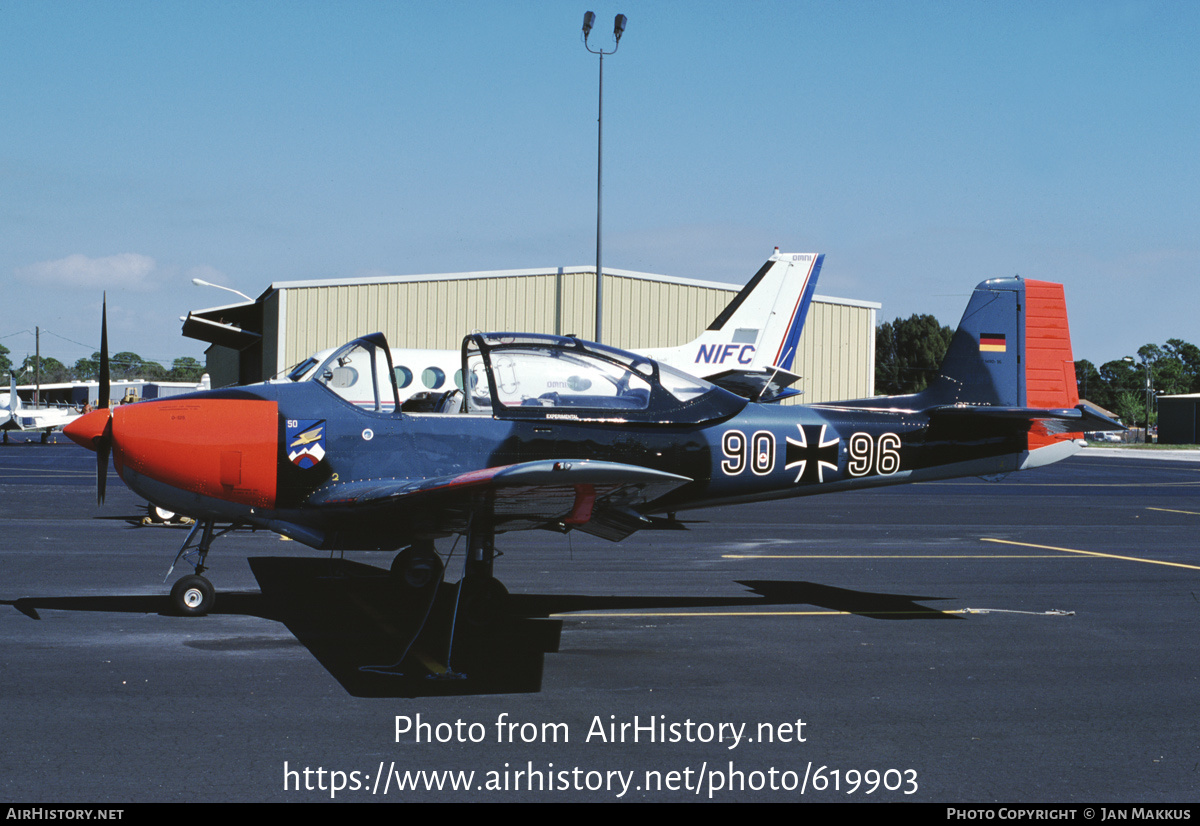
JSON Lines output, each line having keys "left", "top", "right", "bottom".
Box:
{"left": 66, "top": 399, "right": 279, "bottom": 509}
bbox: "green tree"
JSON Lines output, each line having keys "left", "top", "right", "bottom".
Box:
{"left": 0, "top": 343, "right": 10, "bottom": 375}
{"left": 20, "top": 354, "right": 72, "bottom": 383}
{"left": 74, "top": 352, "right": 101, "bottom": 381}
{"left": 110, "top": 351, "right": 147, "bottom": 378}
{"left": 1110, "top": 391, "right": 1143, "bottom": 428}
{"left": 1074, "top": 359, "right": 1108, "bottom": 408}
{"left": 1084, "top": 340, "right": 1200, "bottom": 426}
{"left": 1164, "top": 339, "right": 1200, "bottom": 392}
{"left": 875, "top": 314, "right": 954, "bottom": 395}
{"left": 169, "top": 357, "right": 205, "bottom": 382}
{"left": 142, "top": 362, "right": 168, "bottom": 381}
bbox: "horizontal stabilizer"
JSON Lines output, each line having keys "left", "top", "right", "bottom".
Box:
{"left": 706, "top": 366, "right": 802, "bottom": 402}
{"left": 927, "top": 402, "right": 1125, "bottom": 433}
{"left": 1074, "top": 400, "right": 1127, "bottom": 431}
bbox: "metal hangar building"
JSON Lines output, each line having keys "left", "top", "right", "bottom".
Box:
{"left": 182, "top": 264, "right": 880, "bottom": 405}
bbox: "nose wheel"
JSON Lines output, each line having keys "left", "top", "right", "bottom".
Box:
{"left": 170, "top": 574, "right": 216, "bottom": 616}
{"left": 165, "top": 518, "right": 235, "bottom": 617}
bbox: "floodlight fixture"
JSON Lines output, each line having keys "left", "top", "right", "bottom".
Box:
{"left": 580, "top": 12, "right": 627, "bottom": 342}
{"left": 192, "top": 278, "right": 253, "bottom": 303}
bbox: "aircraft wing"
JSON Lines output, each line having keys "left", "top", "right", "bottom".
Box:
{"left": 301, "top": 459, "right": 693, "bottom": 543}
{"left": 13, "top": 407, "right": 81, "bottom": 432}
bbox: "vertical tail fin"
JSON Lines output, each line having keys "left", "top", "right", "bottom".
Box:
{"left": 916, "top": 277, "right": 1084, "bottom": 458}
{"left": 645, "top": 252, "right": 824, "bottom": 374}
{"left": 824, "top": 276, "right": 1103, "bottom": 464}
{"left": 920, "top": 276, "right": 1078, "bottom": 414}
{"left": 8, "top": 372, "right": 19, "bottom": 412}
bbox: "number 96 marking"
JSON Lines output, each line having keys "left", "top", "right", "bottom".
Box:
{"left": 847, "top": 432, "right": 901, "bottom": 477}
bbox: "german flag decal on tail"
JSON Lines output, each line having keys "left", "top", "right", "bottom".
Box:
{"left": 979, "top": 333, "right": 1007, "bottom": 352}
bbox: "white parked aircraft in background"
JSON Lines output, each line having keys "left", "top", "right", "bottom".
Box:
{"left": 2, "top": 374, "right": 81, "bottom": 442}
{"left": 285, "top": 252, "right": 824, "bottom": 407}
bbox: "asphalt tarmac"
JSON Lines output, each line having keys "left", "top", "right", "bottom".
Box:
{"left": 2, "top": 437, "right": 1198, "bottom": 803}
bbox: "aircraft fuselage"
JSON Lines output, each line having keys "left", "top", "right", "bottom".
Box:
{"left": 104, "top": 377, "right": 1034, "bottom": 552}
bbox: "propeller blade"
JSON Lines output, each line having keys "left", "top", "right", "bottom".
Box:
{"left": 96, "top": 414, "right": 112, "bottom": 506}
{"left": 99, "top": 293, "right": 109, "bottom": 410}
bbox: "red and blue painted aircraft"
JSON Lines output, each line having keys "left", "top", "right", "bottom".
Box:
{"left": 66, "top": 276, "right": 1120, "bottom": 628}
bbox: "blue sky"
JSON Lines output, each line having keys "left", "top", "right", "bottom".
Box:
{"left": 2, "top": 1, "right": 1196, "bottom": 375}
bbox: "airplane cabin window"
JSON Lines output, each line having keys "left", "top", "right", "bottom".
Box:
{"left": 461, "top": 332, "right": 742, "bottom": 422}
{"left": 329, "top": 365, "right": 358, "bottom": 389}
{"left": 286, "top": 357, "right": 319, "bottom": 382}
{"left": 317, "top": 345, "right": 376, "bottom": 407}
{"left": 657, "top": 362, "right": 713, "bottom": 402}
{"left": 483, "top": 347, "right": 651, "bottom": 410}
{"left": 394, "top": 366, "right": 413, "bottom": 388}
{"left": 422, "top": 367, "right": 445, "bottom": 389}
{"left": 312, "top": 336, "right": 400, "bottom": 412}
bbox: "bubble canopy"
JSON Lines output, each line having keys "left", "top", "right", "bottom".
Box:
{"left": 461, "top": 332, "right": 746, "bottom": 424}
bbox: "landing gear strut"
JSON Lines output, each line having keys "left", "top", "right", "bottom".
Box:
{"left": 164, "top": 518, "right": 234, "bottom": 616}
{"left": 457, "top": 522, "right": 508, "bottom": 626}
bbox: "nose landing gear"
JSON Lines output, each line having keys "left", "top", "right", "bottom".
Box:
{"left": 164, "top": 518, "right": 236, "bottom": 617}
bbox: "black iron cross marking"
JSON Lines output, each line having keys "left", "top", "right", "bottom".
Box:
{"left": 785, "top": 424, "right": 840, "bottom": 484}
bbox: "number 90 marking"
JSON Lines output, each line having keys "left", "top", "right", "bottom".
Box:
{"left": 721, "top": 429, "right": 776, "bottom": 476}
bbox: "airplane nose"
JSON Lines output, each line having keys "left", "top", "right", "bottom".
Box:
{"left": 64, "top": 408, "right": 111, "bottom": 451}
{"left": 110, "top": 398, "right": 279, "bottom": 509}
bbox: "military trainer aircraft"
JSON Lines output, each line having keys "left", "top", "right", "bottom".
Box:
{"left": 65, "top": 276, "right": 1120, "bottom": 636}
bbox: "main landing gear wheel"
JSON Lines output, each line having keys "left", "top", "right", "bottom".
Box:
{"left": 391, "top": 543, "right": 444, "bottom": 590}
{"left": 170, "top": 574, "right": 215, "bottom": 617}
{"left": 458, "top": 575, "right": 509, "bottom": 626}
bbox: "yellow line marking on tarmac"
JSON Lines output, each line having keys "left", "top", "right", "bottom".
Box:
{"left": 413, "top": 650, "right": 447, "bottom": 674}
{"left": 722, "top": 554, "right": 1072, "bottom": 560}
{"left": 1147, "top": 507, "right": 1200, "bottom": 516}
{"left": 553, "top": 609, "right": 970, "bottom": 618}
{"left": 980, "top": 538, "right": 1200, "bottom": 572}
{"left": 553, "top": 607, "right": 1073, "bottom": 618}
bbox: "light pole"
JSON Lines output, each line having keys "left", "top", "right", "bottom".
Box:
{"left": 582, "top": 11, "right": 626, "bottom": 343}
{"left": 192, "top": 278, "right": 253, "bottom": 303}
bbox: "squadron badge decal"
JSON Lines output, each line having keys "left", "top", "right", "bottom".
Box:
{"left": 287, "top": 419, "right": 327, "bottom": 468}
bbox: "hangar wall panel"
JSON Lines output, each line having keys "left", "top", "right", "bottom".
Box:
{"left": 261, "top": 268, "right": 876, "bottom": 404}
{"left": 789, "top": 300, "right": 876, "bottom": 403}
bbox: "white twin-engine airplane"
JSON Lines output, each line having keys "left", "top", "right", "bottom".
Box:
{"left": 286, "top": 252, "right": 824, "bottom": 406}
{"left": 2, "top": 373, "right": 81, "bottom": 441}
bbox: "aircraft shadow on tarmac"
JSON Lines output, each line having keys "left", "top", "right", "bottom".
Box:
{"left": 2, "top": 558, "right": 957, "bottom": 698}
